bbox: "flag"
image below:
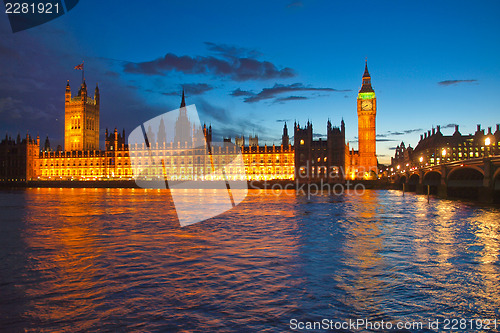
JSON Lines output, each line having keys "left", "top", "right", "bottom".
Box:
{"left": 74, "top": 62, "right": 84, "bottom": 70}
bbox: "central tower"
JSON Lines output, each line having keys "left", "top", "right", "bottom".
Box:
{"left": 64, "top": 80, "right": 100, "bottom": 151}
{"left": 357, "top": 61, "right": 377, "bottom": 176}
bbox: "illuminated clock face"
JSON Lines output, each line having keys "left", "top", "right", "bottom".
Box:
{"left": 362, "top": 100, "right": 372, "bottom": 110}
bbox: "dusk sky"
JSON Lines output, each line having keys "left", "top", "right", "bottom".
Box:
{"left": 1, "top": 0, "right": 499, "bottom": 164}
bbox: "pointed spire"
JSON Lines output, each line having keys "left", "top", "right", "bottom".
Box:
{"left": 44, "top": 136, "right": 50, "bottom": 151}
{"left": 283, "top": 122, "right": 288, "bottom": 136}
{"left": 359, "top": 60, "right": 374, "bottom": 93}
{"left": 65, "top": 80, "right": 71, "bottom": 100}
{"left": 180, "top": 89, "right": 186, "bottom": 108}
{"left": 363, "top": 58, "right": 370, "bottom": 78}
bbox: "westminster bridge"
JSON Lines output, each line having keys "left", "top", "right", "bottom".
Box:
{"left": 391, "top": 156, "right": 500, "bottom": 202}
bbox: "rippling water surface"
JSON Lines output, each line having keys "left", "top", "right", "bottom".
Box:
{"left": 1, "top": 188, "right": 499, "bottom": 332}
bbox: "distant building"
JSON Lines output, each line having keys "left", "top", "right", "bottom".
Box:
{"left": 391, "top": 124, "right": 500, "bottom": 171}
{"left": 249, "top": 135, "right": 259, "bottom": 148}
{"left": 0, "top": 134, "right": 39, "bottom": 182}
{"left": 235, "top": 135, "right": 244, "bottom": 147}
{"left": 391, "top": 141, "right": 413, "bottom": 168}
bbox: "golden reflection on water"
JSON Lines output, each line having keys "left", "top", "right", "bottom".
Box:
{"left": 0, "top": 188, "right": 498, "bottom": 331}
{"left": 18, "top": 188, "right": 304, "bottom": 332}
{"left": 339, "top": 190, "right": 385, "bottom": 313}
{"left": 473, "top": 209, "right": 500, "bottom": 314}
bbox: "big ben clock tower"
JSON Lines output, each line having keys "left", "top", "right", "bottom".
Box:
{"left": 357, "top": 61, "right": 377, "bottom": 177}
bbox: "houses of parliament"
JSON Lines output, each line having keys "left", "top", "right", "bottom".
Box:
{"left": 0, "top": 63, "right": 379, "bottom": 183}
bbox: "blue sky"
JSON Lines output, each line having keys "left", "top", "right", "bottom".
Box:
{"left": 1, "top": 0, "right": 499, "bottom": 163}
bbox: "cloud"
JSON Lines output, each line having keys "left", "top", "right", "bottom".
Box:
{"left": 233, "top": 83, "right": 350, "bottom": 103}
{"left": 377, "top": 127, "right": 423, "bottom": 138}
{"left": 378, "top": 124, "right": 457, "bottom": 142}
{"left": 193, "top": 98, "right": 275, "bottom": 141}
{"left": 204, "top": 42, "right": 261, "bottom": 59}
{"left": 195, "top": 99, "right": 231, "bottom": 123}
{"left": 275, "top": 119, "right": 291, "bottom": 123}
{"left": 273, "top": 96, "right": 308, "bottom": 104}
{"left": 123, "top": 43, "right": 295, "bottom": 81}
{"left": 313, "top": 133, "right": 326, "bottom": 138}
{"left": 162, "top": 83, "right": 214, "bottom": 96}
{"left": 438, "top": 79, "right": 477, "bottom": 86}
{"left": 230, "top": 88, "right": 254, "bottom": 97}
{"left": 376, "top": 138, "right": 397, "bottom": 142}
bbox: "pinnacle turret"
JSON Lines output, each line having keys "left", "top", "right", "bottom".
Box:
{"left": 359, "top": 60, "right": 374, "bottom": 93}
{"left": 180, "top": 90, "right": 186, "bottom": 108}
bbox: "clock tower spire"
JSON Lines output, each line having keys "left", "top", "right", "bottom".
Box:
{"left": 356, "top": 60, "right": 377, "bottom": 178}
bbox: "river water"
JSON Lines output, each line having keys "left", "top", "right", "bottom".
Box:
{"left": 0, "top": 188, "right": 499, "bottom": 332}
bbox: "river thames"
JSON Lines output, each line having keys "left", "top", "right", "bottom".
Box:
{"left": 0, "top": 188, "right": 499, "bottom": 332}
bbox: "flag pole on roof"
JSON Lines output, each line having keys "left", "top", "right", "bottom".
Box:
{"left": 74, "top": 61, "right": 84, "bottom": 83}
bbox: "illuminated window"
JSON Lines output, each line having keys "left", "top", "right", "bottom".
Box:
{"left": 300, "top": 139, "right": 304, "bottom": 145}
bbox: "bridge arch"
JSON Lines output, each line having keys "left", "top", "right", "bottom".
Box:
{"left": 409, "top": 173, "right": 420, "bottom": 184}
{"left": 423, "top": 170, "right": 441, "bottom": 194}
{"left": 423, "top": 171, "right": 441, "bottom": 184}
{"left": 447, "top": 167, "right": 484, "bottom": 184}
{"left": 447, "top": 166, "right": 484, "bottom": 199}
{"left": 408, "top": 173, "right": 420, "bottom": 191}
{"left": 448, "top": 165, "right": 484, "bottom": 179}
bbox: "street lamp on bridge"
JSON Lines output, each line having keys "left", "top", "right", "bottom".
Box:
{"left": 485, "top": 137, "right": 491, "bottom": 157}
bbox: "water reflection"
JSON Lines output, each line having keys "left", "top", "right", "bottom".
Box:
{"left": 339, "top": 191, "right": 386, "bottom": 316}
{"left": 0, "top": 188, "right": 499, "bottom": 332}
